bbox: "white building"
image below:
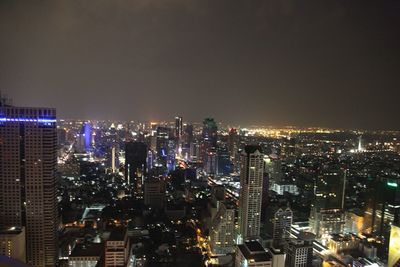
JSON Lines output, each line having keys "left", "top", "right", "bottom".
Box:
{"left": 210, "top": 202, "right": 235, "bottom": 254}
{"left": 238, "top": 146, "right": 264, "bottom": 241}
{"left": 271, "top": 183, "right": 299, "bottom": 195}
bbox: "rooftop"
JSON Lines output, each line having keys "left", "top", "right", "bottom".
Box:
{"left": 238, "top": 241, "right": 273, "bottom": 262}
{"left": 238, "top": 243, "right": 272, "bottom": 263}
{"left": 70, "top": 243, "right": 103, "bottom": 257}
{"left": 244, "top": 145, "right": 263, "bottom": 154}
{"left": 108, "top": 228, "right": 126, "bottom": 241}
{"left": 0, "top": 226, "right": 23, "bottom": 235}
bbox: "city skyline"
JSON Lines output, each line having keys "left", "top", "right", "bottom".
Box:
{"left": 1, "top": 1, "right": 400, "bottom": 266}
{"left": 1, "top": 0, "right": 400, "bottom": 129}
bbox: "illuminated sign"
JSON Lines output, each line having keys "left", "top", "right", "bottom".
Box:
{"left": 387, "top": 182, "right": 398, "bottom": 188}
{"left": 389, "top": 225, "right": 400, "bottom": 267}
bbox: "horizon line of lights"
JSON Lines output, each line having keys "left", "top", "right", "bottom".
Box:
{"left": 0, "top": 117, "right": 56, "bottom": 123}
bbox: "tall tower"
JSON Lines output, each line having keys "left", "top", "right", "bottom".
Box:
{"left": 238, "top": 145, "right": 264, "bottom": 242}
{"left": 125, "top": 141, "right": 147, "bottom": 197}
{"left": 309, "top": 169, "right": 346, "bottom": 239}
{"left": 0, "top": 105, "right": 58, "bottom": 267}
{"left": 175, "top": 116, "right": 183, "bottom": 139}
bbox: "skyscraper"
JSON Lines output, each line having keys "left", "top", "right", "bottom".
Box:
{"left": 209, "top": 186, "right": 235, "bottom": 254}
{"left": 125, "top": 141, "right": 147, "bottom": 197}
{"left": 272, "top": 207, "right": 293, "bottom": 243}
{"left": 201, "top": 118, "right": 218, "bottom": 162}
{"left": 286, "top": 232, "right": 315, "bottom": 267}
{"left": 309, "top": 169, "right": 346, "bottom": 238}
{"left": 238, "top": 145, "right": 264, "bottom": 242}
{"left": 175, "top": 116, "right": 183, "bottom": 139}
{"left": 0, "top": 105, "right": 58, "bottom": 266}
{"left": 227, "top": 128, "right": 238, "bottom": 161}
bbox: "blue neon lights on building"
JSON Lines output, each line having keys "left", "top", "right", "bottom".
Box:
{"left": 0, "top": 117, "right": 56, "bottom": 123}
{"left": 83, "top": 122, "right": 91, "bottom": 151}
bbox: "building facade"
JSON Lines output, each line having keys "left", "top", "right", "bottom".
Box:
{"left": 238, "top": 145, "right": 264, "bottom": 242}
{"left": 0, "top": 106, "right": 58, "bottom": 267}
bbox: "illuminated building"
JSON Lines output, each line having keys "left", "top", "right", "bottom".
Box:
{"left": 144, "top": 178, "right": 166, "bottom": 209}
{"left": 0, "top": 227, "right": 26, "bottom": 262}
{"left": 389, "top": 224, "right": 400, "bottom": 267}
{"left": 125, "top": 141, "right": 147, "bottom": 197}
{"left": 0, "top": 106, "right": 58, "bottom": 267}
{"left": 272, "top": 207, "right": 293, "bottom": 243}
{"left": 204, "top": 150, "right": 218, "bottom": 175}
{"left": 201, "top": 118, "right": 218, "bottom": 161}
{"left": 235, "top": 241, "right": 272, "bottom": 267}
{"left": 265, "top": 158, "right": 283, "bottom": 184}
{"left": 269, "top": 247, "right": 285, "bottom": 267}
{"left": 367, "top": 177, "right": 400, "bottom": 238}
{"left": 209, "top": 186, "right": 235, "bottom": 254}
{"left": 239, "top": 145, "right": 264, "bottom": 241}
{"left": 175, "top": 116, "right": 183, "bottom": 139}
{"left": 202, "top": 118, "right": 218, "bottom": 147}
{"left": 184, "top": 124, "right": 193, "bottom": 145}
{"left": 217, "top": 148, "right": 232, "bottom": 176}
{"left": 105, "top": 229, "right": 129, "bottom": 267}
{"left": 156, "top": 126, "right": 170, "bottom": 167}
{"left": 286, "top": 232, "right": 314, "bottom": 267}
{"left": 228, "top": 128, "right": 238, "bottom": 161}
{"left": 68, "top": 243, "right": 102, "bottom": 267}
{"left": 271, "top": 183, "right": 299, "bottom": 196}
{"left": 309, "top": 169, "right": 346, "bottom": 239}
{"left": 189, "top": 141, "right": 201, "bottom": 162}
{"left": 327, "top": 234, "right": 359, "bottom": 254}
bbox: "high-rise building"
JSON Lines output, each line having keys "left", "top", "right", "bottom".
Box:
{"left": 105, "top": 228, "right": 129, "bottom": 267}
{"left": 269, "top": 247, "right": 285, "bottom": 267}
{"left": 235, "top": 241, "right": 272, "bottom": 267}
{"left": 272, "top": 207, "right": 293, "bottom": 243}
{"left": 184, "top": 124, "right": 193, "bottom": 145}
{"left": 156, "top": 126, "right": 170, "bottom": 168}
{"left": 175, "top": 116, "right": 183, "bottom": 139}
{"left": 201, "top": 118, "right": 218, "bottom": 162}
{"left": 209, "top": 186, "right": 235, "bottom": 255}
{"left": 202, "top": 118, "right": 218, "bottom": 147}
{"left": 68, "top": 243, "right": 103, "bottom": 267}
{"left": 125, "top": 141, "right": 147, "bottom": 197}
{"left": 0, "top": 227, "right": 26, "bottom": 262}
{"left": 286, "top": 232, "right": 314, "bottom": 267}
{"left": 238, "top": 145, "right": 264, "bottom": 242}
{"left": 144, "top": 178, "right": 166, "bottom": 209}
{"left": 228, "top": 128, "right": 238, "bottom": 161}
{"left": 204, "top": 150, "right": 218, "bottom": 175}
{"left": 309, "top": 169, "right": 346, "bottom": 238}
{"left": 0, "top": 106, "right": 58, "bottom": 266}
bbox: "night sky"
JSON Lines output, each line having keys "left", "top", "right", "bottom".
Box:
{"left": 0, "top": 0, "right": 399, "bottom": 129}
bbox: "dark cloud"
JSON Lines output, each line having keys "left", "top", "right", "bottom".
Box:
{"left": 0, "top": 0, "right": 399, "bottom": 129}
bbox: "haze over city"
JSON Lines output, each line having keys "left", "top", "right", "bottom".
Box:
{"left": 1, "top": 0, "right": 399, "bottom": 129}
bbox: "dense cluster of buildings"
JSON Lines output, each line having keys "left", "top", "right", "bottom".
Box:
{"left": 1, "top": 97, "right": 400, "bottom": 267}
